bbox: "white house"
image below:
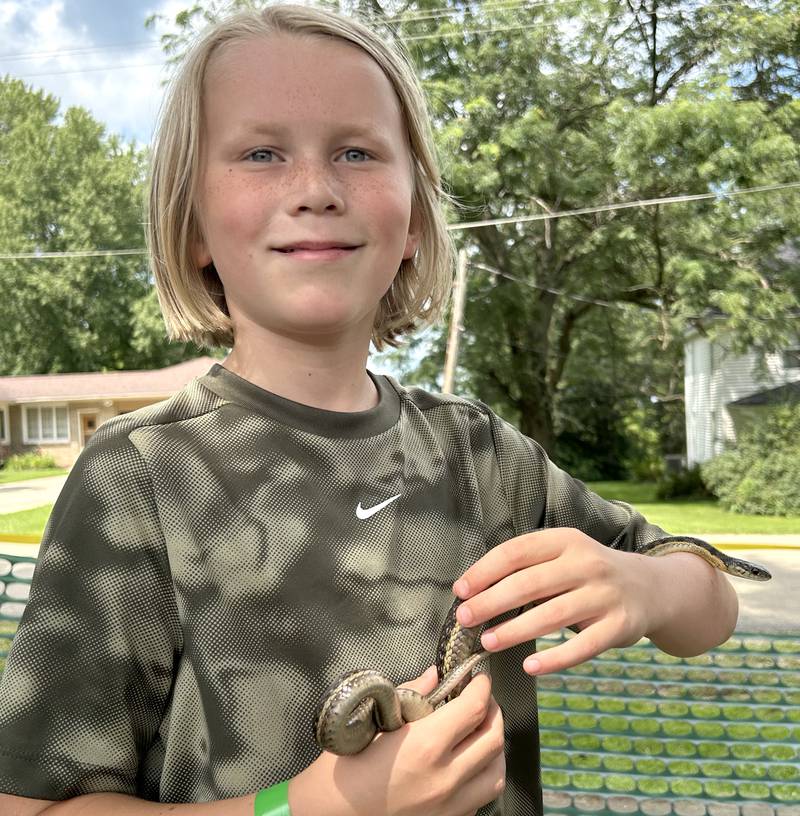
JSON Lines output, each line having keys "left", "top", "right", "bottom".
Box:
{"left": 684, "top": 323, "right": 800, "bottom": 465}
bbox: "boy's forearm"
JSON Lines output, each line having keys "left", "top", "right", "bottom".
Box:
{"left": 642, "top": 551, "right": 739, "bottom": 657}
{"left": 38, "top": 793, "right": 257, "bottom": 816}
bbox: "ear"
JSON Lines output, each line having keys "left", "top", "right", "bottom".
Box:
{"left": 402, "top": 206, "right": 422, "bottom": 260}
{"left": 192, "top": 228, "right": 212, "bottom": 269}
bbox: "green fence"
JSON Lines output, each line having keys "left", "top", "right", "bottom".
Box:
{"left": 2, "top": 551, "right": 798, "bottom": 815}
{"left": 537, "top": 630, "right": 800, "bottom": 815}
{"left": 0, "top": 552, "right": 34, "bottom": 669}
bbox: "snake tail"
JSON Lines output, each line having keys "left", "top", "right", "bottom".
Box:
{"left": 436, "top": 598, "right": 482, "bottom": 679}
{"left": 427, "top": 649, "right": 491, "bottom": 708}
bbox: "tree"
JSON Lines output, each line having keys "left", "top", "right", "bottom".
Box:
{"left": 152, "top": 0, "right": 800, "bottom": 460}
{"left": 0, "top": 78, "right": 205, "bottom": 374}
{"left": 401, "top": 0, "right": 800, "bottom": 454}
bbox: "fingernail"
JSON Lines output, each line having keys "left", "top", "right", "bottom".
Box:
{"left": 524, "top": 658, "right": 541, "bottom": 674}
{"left": 457, "top": 605, "right": 474, "bottom": 626}
{"left": 453, "top": 578, "right": 469, "bottom": 597}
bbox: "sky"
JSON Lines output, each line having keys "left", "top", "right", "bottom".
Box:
{"left": 0, "top": 0, "right": 417, "bottom": 374}
{"left": 0, "top": 0, "right": 187, "bottom": 147}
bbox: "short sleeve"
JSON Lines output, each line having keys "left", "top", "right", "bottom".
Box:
{"left": 487, "top": 412, "right": 670, "bottom": 550}
{"left": 0, "top": 430, "right": 182, "bottom": 798}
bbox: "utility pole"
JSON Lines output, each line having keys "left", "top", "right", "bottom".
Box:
{"left": 442, "top": 248, "right": 468, "bottom": 393}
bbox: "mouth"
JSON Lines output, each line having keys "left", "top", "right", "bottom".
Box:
{"left": 274, "top": 243, "right": 362, "bottom": 252}
{"left": 273, "top": 244, "right": 362, "bottom": 260}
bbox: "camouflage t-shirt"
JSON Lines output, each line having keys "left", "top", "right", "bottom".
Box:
{"left": 0, "top": 363, "right": 669, "bottom": 810}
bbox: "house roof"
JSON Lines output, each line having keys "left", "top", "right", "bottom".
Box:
{"left": 728, "top": 380, "right": 800, "bottom": 407}
{"left": 0, "top": 356, "right": 219, "bottom": 404}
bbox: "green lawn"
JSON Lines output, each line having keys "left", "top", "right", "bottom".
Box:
{"left": 0, "top": 505, "right": 53, "bottom": 537}
{"left": 587, "top": 482, "right": 800, "bottom": 535}
{"left": 0, "top": 468, "right": 67, "bottom": 484}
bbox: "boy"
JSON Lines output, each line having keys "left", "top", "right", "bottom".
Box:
{"left": 0, "top": 5, "right": 739, "bottom": 815}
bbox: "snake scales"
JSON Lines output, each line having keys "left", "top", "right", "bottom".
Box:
{"left": 314, "top": 536, "right": 771, "bottom": 756}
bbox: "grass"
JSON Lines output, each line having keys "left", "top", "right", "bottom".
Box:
{"left": 0, "top": 468, "right": 67, "bottom": 484}
{"left": 587, "top": 481, "right": 800, "bottom": 534}
{"left": 0, "top": 505, "right": 53, "bottom": 537}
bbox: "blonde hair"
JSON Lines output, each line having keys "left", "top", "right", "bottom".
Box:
{"left": 148, "top": 2, "right": 456, "bottom": 350}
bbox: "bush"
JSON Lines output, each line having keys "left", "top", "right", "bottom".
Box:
{"left": 2, "top": 451, "right": 58, "bottom": 471}
{"left": 702, "top": 404, "right": 800, "bottom": 516}
{"left": 655, "top": 465, "right": 714, "bottom": 500}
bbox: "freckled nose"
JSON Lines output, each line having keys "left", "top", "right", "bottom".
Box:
{"left": 289, "top": 162, "right": 346, "bottom": 214}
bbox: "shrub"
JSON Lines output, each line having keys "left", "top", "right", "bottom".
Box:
{"left": 2, "top": 451, "right": 58, "bottom": 471}
{"left": 655, "top": 465, "right": 713, "bottom": 499}
{"left": 702, "top": 404, "right": 800, "bottom": 515}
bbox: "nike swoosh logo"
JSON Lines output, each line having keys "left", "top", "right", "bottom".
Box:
{"left": 356, "top": 493, "right": 401, "bottom": 520}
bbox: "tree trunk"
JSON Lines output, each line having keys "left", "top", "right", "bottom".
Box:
{"left": 512, "top": 288, "right": 557, "bottom": 453}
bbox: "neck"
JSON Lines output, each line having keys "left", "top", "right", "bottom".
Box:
{"left": 223, "top": 326, "right": 378, "bottom": 413}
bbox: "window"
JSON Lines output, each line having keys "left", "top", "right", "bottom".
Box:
{"left": 0, "top": 406, "right": 7, "bottom": 443}
{"left": 783, "top": 348, "right": 800, "bottom": 370}
{"left": 23, "top": 405, "right": 69, "bottom": 443}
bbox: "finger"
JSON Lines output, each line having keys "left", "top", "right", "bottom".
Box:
{"left": 425, "top": 671, "right": 492, "bottom": 748}
{"left": 398, "top": 664, "right": 439, "bottom": 696}
{"left": 451, "top": 695, "right": 505, "bottom": 772}
{"left": 453, "top": 528, "right": 582, "bottom": 600}
{"left": 522, "top": 619, "right": 618, "bottom": 675}
{"left": 449, "top": 746, "right": 507, "bottom": 815}
{"left": 455, "top": 559, "right": 574, "bottom": 630}
{"left": 480, "top": 587, "right": 606, "bottom": 653}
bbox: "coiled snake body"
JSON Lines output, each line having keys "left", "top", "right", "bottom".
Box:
{"left": 314, "top": 537, "right": 771, "bottom": 756}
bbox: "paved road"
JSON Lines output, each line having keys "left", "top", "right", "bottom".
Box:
{"left": 0, "top": 474, "right": 69, "bottom": 514}
{"left": 731, "top": 547, "right": 800, "bottom": 635}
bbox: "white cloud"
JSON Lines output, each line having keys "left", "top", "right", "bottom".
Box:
{"left": 0, "top": 0, "right": 181, "bottom": 147}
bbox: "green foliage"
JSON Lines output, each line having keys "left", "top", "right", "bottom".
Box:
{"left": 2, "top": 452, "right": 57, "bottom": 471}
{"left": 702, "top": 404, "right": 800, "bottom": 515}
{"left": 655, "top": 465, "right": 714, "bottom": 500}
{"left": 0, "top": 78, "right": 205, "bottom": 375}
{"left": 154, "top": 0, "right": 800, "bottom": 470}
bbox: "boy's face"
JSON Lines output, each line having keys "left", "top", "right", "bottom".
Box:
{"left": 193, "top": 34, "right": 420, "bottom": 346}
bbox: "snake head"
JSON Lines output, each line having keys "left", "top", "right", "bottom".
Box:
{"left": 744, "top": 561, "right": 772, "bottom": 581}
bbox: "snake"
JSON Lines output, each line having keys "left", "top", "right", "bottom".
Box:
{"left": 314, "top": 536, "right": 771, "bottom": 756}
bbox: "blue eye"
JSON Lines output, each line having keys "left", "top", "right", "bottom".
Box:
{"left": 342, "top": 149, "right": 370, "bottom": 162}
{"left": 247, "top": 149, "right": 276, "bottom": 162}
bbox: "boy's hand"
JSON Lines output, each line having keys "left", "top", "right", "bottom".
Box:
{"left": 451, "top": 528, "right": 663, "bottom": 676}
{"left": 289, "top": 667, "right": 505, "bottom": 816}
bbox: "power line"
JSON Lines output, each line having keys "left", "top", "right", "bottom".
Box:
{"left": 0, "top": 0, "right": 744, "bottom": 62}
{"left": 0, "top": 41, "right": 160, "bottom": 62}
{"left": 1, "top": 180, "right": 797, "bottom": 261}
{"left": 469, "top": 260, "right": 631, "bottom": 309}
{"left": 0, "top": 0, "right": 749, "bottom": 79}
{"left": 9, "top": 62, "right": 165, "bottom": 80}
{"left": 388, "top": 0, "right": 579, "bottom": 25}
{"left": 7, "top": 18, "right": 553, "bottom": 78}
{"left": 0, "top": 248, "right": 146, "bottom": 261}
{"left": 446, "top": 181, "right": 800, "bottom": 232}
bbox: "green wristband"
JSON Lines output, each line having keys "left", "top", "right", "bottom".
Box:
{"left": 254, "top": 780, "right": 291, "bottom": 816}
